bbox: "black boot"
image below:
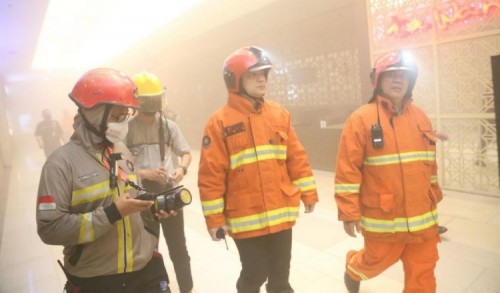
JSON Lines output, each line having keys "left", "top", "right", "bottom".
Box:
{"left": 438, "top": 226, "right": 448, "bottom": 234}
{"left": 265, "top": 283, "right": 294, "bottom": 293}
{"left": 344, "top": 272, "right": 360, "bottom": 293}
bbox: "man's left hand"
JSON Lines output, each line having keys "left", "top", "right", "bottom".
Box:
{"left": 155, "top": 209, "right": 178, "bottom": 219}
{"left": 170, "top": 167, "right": 185, "bottom": 184}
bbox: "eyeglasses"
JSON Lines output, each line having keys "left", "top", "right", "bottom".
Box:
{"left": 384, "top": 70, "right": 410, "bottom": 80}
{"left": 109, "top": 113, "right": 130, "bottom": 123}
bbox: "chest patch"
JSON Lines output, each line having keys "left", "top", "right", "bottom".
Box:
{"left": 78, "top": 171, "right": 99, "bottom": 182}
{"left": 223, "top": 122, "right": 246, "bottom": 137}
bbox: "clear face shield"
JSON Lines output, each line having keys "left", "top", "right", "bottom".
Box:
{"left": 138, "top": 95, "right": 162, "bottom": 115}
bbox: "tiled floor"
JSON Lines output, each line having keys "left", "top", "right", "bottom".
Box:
{"left": 1, "top": 141, "right": 500, "bottom": 292}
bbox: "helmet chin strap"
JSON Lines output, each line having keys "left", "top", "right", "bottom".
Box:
{"left": 239, "top": 88, "right": 264, "bottom": 109}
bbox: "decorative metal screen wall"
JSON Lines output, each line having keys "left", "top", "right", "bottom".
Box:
{"left": 259, "top": 5, "right": 370, "bottom": 127}
{"left": 367, "top": 0, "right": 500, "bottom": 196}
{"left": 268, "top": 50, "right": 363, "bottom": 109}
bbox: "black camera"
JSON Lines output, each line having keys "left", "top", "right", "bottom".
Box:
{"left": 127, "top": 181, "right": 192, "bottom": 213}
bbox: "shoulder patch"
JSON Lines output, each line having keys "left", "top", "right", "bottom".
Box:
{"left": 223, "top": 122, "right": 246, "bottom": 137}
{"left": 202, "top": 135, "right": 211, "bottom": 148}
{"left": 38, "top": 195, "right": 57, "bottom": 211}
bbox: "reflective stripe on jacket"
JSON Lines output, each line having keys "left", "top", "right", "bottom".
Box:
{"left": 335, "top": 95, "right": 443, "bottom": 242}
{"left": 198, "top": 92, "right": 318, "bottom": 239}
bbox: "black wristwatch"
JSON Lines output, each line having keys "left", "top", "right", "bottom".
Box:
{"left": 179, "top": 165, "right": 187, "bottom": 175}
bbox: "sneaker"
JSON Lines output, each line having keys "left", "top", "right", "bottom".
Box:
{"left": 344, "top": 272, "right": 360, "bottom": 293}
{"left": 438, "top": 226, "right": 448, "bottom": 234}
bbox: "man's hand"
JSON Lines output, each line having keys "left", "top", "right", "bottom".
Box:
{"left": 155, "top": 209, "right": 177, "bottom": 220}
{"left": 115, "top": 193, "right": 154, "bottom": 217}
{"left": 170, "top": 167, "right": 185, "bottom": 184}
{"left": 343, "top": 221, "right": 361, "bottom": 237}
{"left": 304, "top": 203, "right": 316, "bottom": 213}
{"left": 208, "top": 226, "right": 227, "bottom": 241}
{"left": 139, "top": 168, "right": 169, "bottom": 183}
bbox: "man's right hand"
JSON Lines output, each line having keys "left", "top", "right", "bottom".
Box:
{"left": 115, "top": 192, "right": 154, "bottom": 217}
{"left": 139, "top": 168, "right": 169, "bottom": 183}
{"left": 343, "top": 221, "right": 361, "bottom": 237}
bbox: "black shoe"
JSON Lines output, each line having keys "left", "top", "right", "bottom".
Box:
{"left": 344, "top": 272, "right": 360, "bottom": 293}
{"left": 265, "top": 283, "right": 294, "bottom": 293}
{"left": 438, "top": 226, "right": 448, "bottom": 234}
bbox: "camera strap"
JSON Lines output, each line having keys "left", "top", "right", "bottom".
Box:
{"left": 159, "top": 112, "right": 172, "bottom": 163}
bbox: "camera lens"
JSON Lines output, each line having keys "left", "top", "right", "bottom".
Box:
{"left": 152, "top": 188, "right": 192, "bottom": 213}
{"left": 179, "top": 189, "right": 192, "bottom": 205}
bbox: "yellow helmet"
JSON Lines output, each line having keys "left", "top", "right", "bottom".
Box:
{"left": 133, "top": 71, "right": 165, "bottom": 113}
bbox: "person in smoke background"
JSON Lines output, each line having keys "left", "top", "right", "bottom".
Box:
{"left": 35, "top": 108, "right": 64, "bottom": 158}
{"left": 127, "top": 71, "right": 194, "bottom": 293}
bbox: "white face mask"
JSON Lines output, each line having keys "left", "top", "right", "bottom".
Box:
{"left": 105, "top": 119, "right": 129, "bottom": 143}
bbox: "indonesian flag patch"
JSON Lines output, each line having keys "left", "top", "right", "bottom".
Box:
{"left": 38, "top": 195, "right": 57, "bottom": 211}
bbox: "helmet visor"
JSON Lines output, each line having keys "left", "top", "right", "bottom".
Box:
{"left": 384, "top": 65, "right": 416, "bottom": 73}
{"left": 138, "top": 96, "right": 162, "bottom": 113}
{"left": 249, "top": 64, "right": 272, "bottom": 72}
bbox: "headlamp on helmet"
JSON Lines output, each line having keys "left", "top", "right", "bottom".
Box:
{"left": 370, "top": 49, "right": 418, "bottom": 98}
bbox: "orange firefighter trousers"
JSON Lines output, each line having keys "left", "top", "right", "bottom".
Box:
{"left": 346, "top": 236, "right": 440, "bottom": 293}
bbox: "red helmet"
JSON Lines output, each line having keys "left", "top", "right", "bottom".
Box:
{"left": 223, "top": 46, "right": 273, "bottom": 93}
{"left": 69, "top": 68, "right": 140, "bottom": 109}
{"left": 370, "top": 49, "right": 418, "bottom": 97}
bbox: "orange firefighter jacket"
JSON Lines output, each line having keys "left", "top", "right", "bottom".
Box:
{"left": 198, "top": 92, "right": 318, "bottom": 239}
{"left": 335, "top": 95, "right": 443, "bottom": 243}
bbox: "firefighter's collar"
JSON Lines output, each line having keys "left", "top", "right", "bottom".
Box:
{"left": 227, "top": 92, "right": 264, "bottom": 114}
{"left": 377, "top": 95, "right": 413, "bottom": 115}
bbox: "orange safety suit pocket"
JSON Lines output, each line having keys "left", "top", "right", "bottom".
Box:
{"left": 226, "top": 132, "right": 251, "bottom": 153}
{"left": 277, "top": 130, "right": 288, "bottom": 141}
{"left": 422, "top": 131, "right": 437, "bottom": 146}
{"left": 379, "top": 193, "right": 394, "bottom": 212}
{"left": 280, "top": 183, "right": 300, "bottom": 197}
{"left": 428, "top": 188, "right": 443, "bottom": 203}
{"left": 418, "top": 125, "right": 438, "bottom": 147}
{"left": 280, "top": 183, "right": 301, "bottom": 207}
{"left": 225, "top": 191, "right": 262, "bottom": 211}
{"left": 271, "top": 125, "right": 288, "bottom": 144}
{"left": 361, "top": 193, "right": 394, "bottom": 213}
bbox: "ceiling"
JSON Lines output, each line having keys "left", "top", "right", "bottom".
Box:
{"left": 0, "top": 0, "right": 49, "bottom": 80}
{"left": 0, "top": 0, "right": 349, "bottom": 119}
{"left": 1, "top": 0, "right": 310, "bottom": 127}
{"left": 0, "top": 0, "right": 348, "bottom": 82}
{"left": 0, "top": 0, "right": 292, "bottom": 83}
